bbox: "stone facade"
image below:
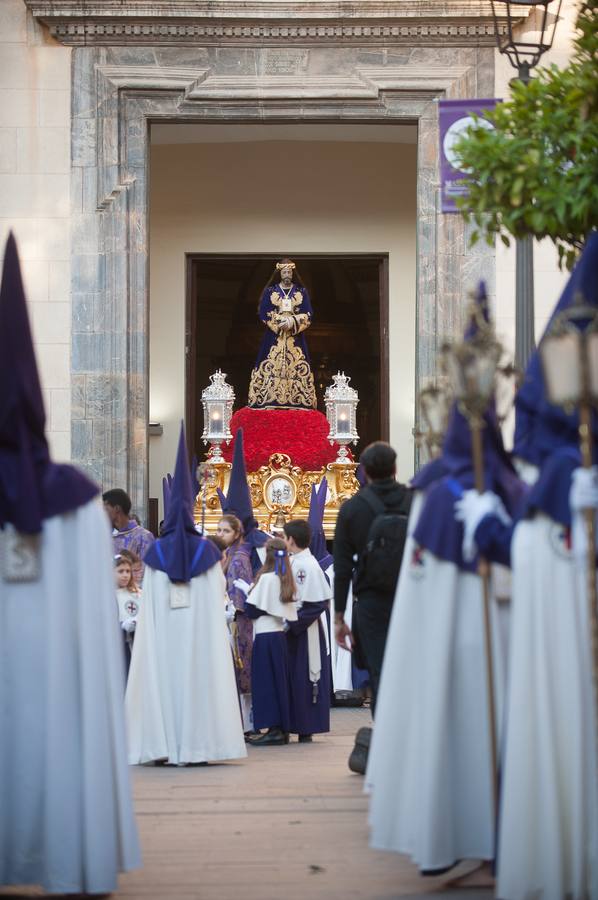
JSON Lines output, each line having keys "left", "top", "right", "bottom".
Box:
{"left": 0, "top": 1, "right": 72, "bottom": 460}
{"left": 19, "top": 0, "right": 510, "bottom": 515}
{"left": 26, "top": 2, "right": 510, "bottom": 48}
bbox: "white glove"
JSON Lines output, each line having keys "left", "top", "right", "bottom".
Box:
{"left": 570, "top": 466, "right": 598, "bottom": 513}
{"left": 232, "top": 578, "right": 251, "bottom": 596}
{"left": 454, "top": 490, "right": 511, "bottom": 562}
{"left": 121, "top": 616, "right": 137, "bottom": 634}
{"left": 225, "top": 602, "right": 237, "bottom": 623}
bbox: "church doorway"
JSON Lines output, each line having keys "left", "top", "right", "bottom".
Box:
{"left": 185, "top": 254, "right": 388, "bottom": 461}
{"left": 148, "top": 123, "right": 417, "bottom": 501}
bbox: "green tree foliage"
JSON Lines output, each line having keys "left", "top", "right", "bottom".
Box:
{"left": 453, "top": 1, "right": 598, "bottom": 269}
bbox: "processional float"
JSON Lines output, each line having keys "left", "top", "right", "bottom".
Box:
{"left": 193, "top": 259, "right": 361, "bottom": 536}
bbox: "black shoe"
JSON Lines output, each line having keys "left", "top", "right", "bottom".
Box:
{"left": 249, "top": 728, "right": 289, "bottom": 746}
{"left": 348, "top": 726, "right": 372, "bottom": 774}
{"left": 298, "top": 734, "right": 313, "bottom": 743}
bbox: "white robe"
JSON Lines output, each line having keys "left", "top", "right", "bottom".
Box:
{"left": 0, "top": 499, "right": 140, "bottom": 895}
{"left": 497, "top": 514, "right": 598, "bottom": 900}
{"left": 323, "top": 562, "right": 353, "bottom": 693}
{"left": 290, "top": 548, "right": 331, "bottom": 682}
{"left": 116, "top": 586, "right": 141, "bottom": 622}
{"left": 126, "top": 562, "right": 247, "bottom": 765}
{"left": 367, "top": 492, "right": 506, "bottom": 870}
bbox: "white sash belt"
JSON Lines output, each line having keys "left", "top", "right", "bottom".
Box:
{"left": 254, "top": 616, "right": 285, "bottom": 636}
{"left": 307, "top": 620, "right": 322, "bottom": 684}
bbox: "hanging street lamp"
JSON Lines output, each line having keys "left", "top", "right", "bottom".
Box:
{"left": 489, "top": 0, "right": 562, "bottom": 370}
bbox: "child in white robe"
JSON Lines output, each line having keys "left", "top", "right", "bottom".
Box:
{"left": 114, "top": 553, "right": 141, "bottom": 676}
{"left": 246, "top": 538, "right": 298, "bottom": 746}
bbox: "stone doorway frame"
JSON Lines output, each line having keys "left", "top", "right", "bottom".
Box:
{"left": 65, "top": 46, "right": 494, "bottom": 516}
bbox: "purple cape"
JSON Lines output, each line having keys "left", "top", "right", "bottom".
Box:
{"left": 413, "top": 282, "right": 525, "bottom": 572}
{"left": 308, "top": 479, "right": 333, "bottom": 572}
{"left": 514, "top": 232, "right": 598, "bottom": 466}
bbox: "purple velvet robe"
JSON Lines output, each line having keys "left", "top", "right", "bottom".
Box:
{"left": 247, "top": 283, "right": 316, "bottom": 410}
{"left": 224, "top": 541, "right": 254, "bottom": 696}
{"left": 286, "top": 601, "right": 331, "bottom": 735}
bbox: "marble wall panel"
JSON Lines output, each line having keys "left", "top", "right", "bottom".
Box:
{"left": 72, "top": 292, "right": 95, "bottom": 334}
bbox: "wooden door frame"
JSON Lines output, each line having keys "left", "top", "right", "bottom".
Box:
{"left": 185, "top": 251, "right": 390, "bottom": 459}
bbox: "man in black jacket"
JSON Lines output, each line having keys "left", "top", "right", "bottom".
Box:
{"left": 333, "top": 442, "right": 411, "bottom": 769}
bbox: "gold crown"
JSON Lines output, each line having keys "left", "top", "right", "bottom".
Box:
{"left": 276, "top": 261, "right": 296, "bottom": 270}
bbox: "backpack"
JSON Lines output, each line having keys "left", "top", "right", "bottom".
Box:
{"left": 354, "top": 489, "right": 410, "bottom": 595}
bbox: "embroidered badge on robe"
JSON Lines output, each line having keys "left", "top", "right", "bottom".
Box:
{"left": 170, "top": 582, "right": 191, "bottom": 609}
{"left": 0, "top": 524, "right": 41, "bottom": 582}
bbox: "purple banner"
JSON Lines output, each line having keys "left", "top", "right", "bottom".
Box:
{"left": 439, "top": 98, "right": 498, "bottom": 213}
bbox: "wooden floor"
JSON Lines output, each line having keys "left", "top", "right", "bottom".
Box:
{"left": 2, "top": 708, "right": 493, "bottom": 900}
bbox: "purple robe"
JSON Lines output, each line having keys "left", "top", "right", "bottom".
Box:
{"left": 286, "top": 601, "right": 331, "bottom": 735}
{"left": 246, "top": 607, "right": 292, "bottom": 733}
{"left": 224, "top": 541, "right": 254, "bottom": 696}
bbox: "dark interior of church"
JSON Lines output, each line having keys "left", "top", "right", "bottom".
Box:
{"left": 186, "top": 255, "right": 386, "bottom": 463}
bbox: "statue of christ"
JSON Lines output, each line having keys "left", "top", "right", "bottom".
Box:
{"left": 247, "top": 258, "right": 317, "bottom": 410}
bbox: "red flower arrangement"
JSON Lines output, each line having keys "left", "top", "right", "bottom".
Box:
{"left": 222, "top": 407, "right": 347, "bottom": 471}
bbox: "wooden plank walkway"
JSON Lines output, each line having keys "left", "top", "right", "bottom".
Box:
{"left": 1, "top": 708, "right": 493, "bottom": 900}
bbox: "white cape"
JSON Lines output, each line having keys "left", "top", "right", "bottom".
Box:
{"left": 247, "top": 571, "right": 298, "bottom": 620}
{"left": 0, "top": 499, "right": 140, "bottom": 894}
{"left": 126, "top": 562, "right": 247, "bottom": 765}
{"left": 497, "top": 514, "right": 598, "bottom": 900}
{"left": 290, "top": 548, "right": 331, "bottom": 683}
{"left": 366, "top": 492, "right": 507, "bottom": 871}
{"left": 291, "top": 548, "right": 332, "bottom": 607}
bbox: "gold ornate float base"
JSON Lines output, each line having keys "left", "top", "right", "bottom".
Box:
{"left": 193, "top": 452, "right": 359, "bottom": 539}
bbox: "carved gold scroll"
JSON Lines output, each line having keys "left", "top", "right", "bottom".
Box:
{"left": 193, "top": 452, "right": 359, "bottom": 538}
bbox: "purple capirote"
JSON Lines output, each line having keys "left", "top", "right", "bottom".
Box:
{"left": 0, "top": 233, "right": 97, "bottom": 534}
{"left": 144, "top": 421, "right": 221, "bottom": 583}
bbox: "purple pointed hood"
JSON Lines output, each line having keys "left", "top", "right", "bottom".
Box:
{"left": 514, "top": 232, "right": 598, "bottom": 466}
{"left": 218, "top": 428, "right": 268, "bottom": 550}
{"left": 308, "top": 478, "right": 333, "bottom": 571}
{"left": 190, "top": 454, "right": 200, "bottom": 499}
{"left": 144, "top": 423, "right": 220, "bottom": 582}
{"left": 410, "top": 457, "right": 447, "bottom": 491}
{"left": 413, "top": 281, "right": 526, "bottom": 571}
{"left": 162, "top": 476, "right": 171, "bottom": 520}
{"left": 0, "top": 233, "right": 97, "bottom": 533}
{"left": 219, "top": 429, "right": 257, "bottom": 531}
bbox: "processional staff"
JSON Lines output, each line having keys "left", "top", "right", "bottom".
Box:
{"left": 441, "top": 296, "right": 505, "bottom": 825}
{"left": 539, "top": 294, "right": 598, "bottom": 752}
{"left": 197, "top": 461, "right": 214, "bottom": 534}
